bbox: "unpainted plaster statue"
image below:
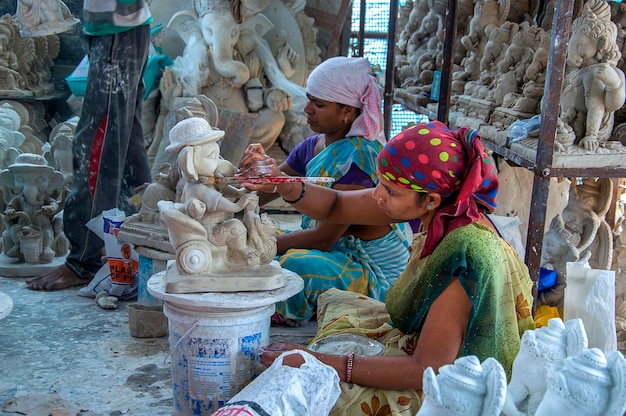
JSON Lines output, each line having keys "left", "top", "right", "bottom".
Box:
{"left": 0, "top": 153, "right": 66, "bottom": 263}
{"left": 43, "top": 122, "right": 73, "bottom": 187}
{"left": 501, "top": 318, "right": 588, "bottom": 416}
{"left": 612, "top": 216, "right": 626, "bottom": 352}
{"left": 161, "top": 0, "right": 308, "bottom": 156}
{"left": 16, "top": 0, "right": 79, "bottom": 37}
{"left": 0, "top": 14, "right": 34, "bottom": 97}
{"left": 0, "top": 103, "right": 25, "bottom": 171}
{"left": 501, "top": 28, "right": 550, "bottom": 115}
{"left": 417, "top": 356, "right": 507, "bottom": 416}
{"left": 534, "top": 348, "right": 626, "bottom": 416}
{"left": 560, "top": 0, "right": 626, "bottom": 152}
{"left": 558, "top": 177, "right": 613, "bottom": 269}
{"left": 156, "top": 116, "right": 277, "bottom": 278}
{"left": 536, "top": 178, "right": 614, "bottom": 329}
{"left": 460, "top": 0, "right": 510, "bottom": 56}
{"left": 537, "top": 215, "right": 583, "bottom": 314}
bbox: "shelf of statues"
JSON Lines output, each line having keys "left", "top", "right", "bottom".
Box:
{"left": 0, "top": 8, "right": 76, "bottom": 100}
{"left": 393, "top": 0, "right": 626, "bottom": 175}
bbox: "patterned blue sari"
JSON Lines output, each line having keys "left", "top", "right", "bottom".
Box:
{"left": 277, "top": 137, "right": 411, "bottom": 321}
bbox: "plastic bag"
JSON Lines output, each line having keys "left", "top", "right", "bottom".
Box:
{"left": 77, "top": 208, "right": 138, "bottom": 300}
{"left": 213, "top": 350, "right": 341, "bottom": 416}
{"left": 508, "top": 114, "right": 542, "bottom": 144}
{"left": 563, "top": 262, "right": 617, "bottom": 351}
{"left": 487, "top": 214, "right": 525, "bottom": 258}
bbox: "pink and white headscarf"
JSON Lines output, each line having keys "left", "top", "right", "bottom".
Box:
{"left": 306, "top": 56, "right": 386, "bottom": 143}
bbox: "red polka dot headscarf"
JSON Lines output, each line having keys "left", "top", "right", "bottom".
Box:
{"left": 378, "top": 121, "right": 499, "bottom": 257}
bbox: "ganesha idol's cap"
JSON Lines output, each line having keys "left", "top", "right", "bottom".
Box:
{"left": 7, "top": 153, "right": 53, "bottom": 172}
{"left": 166, "top": 117, "right": 225, "bottom": 153}
{"left": 437, "top": 355, "right": 488, "bottom": 394}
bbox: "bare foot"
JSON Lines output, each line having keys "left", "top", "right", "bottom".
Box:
{"left": 26, "top": 264, "right": 87, "bottom": 291}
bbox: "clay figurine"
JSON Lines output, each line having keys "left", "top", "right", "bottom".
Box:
{"left": 0, "top": 153, "right": 66, "bottom": 263}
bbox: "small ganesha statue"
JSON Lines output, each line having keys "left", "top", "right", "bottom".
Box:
{"left": 0, "top": 153, "right": 67, "bottom": 263}
{"left": 156, "top": 117, "right": 279, "bottom": 292}
{"left": 417, "top": 355, "right": 507, "bottom": 416}
{"left": 534, "top": 348, "right": 626, "bottom": 416}
{"left": 502, "top": 317, "right": 588, "bottom": 416}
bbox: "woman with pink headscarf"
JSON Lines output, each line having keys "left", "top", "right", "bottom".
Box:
{"left": 239, "top": 121, "right": 535, "bottom": 414}
{"left": 259, "top": 56, "right": 411, "bottom": 327}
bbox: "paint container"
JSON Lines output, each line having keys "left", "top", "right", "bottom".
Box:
{"left": 137, "top": 250, "right": 169, "bottom": 306}
{"left": 163, "top": 301, "right": 273, "bottom": 415}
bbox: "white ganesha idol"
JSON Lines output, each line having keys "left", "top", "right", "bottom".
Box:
{"left": 534, "top": 348, "right": 626, "bottom": 416}
{"left": 417, "top": 355, "right": 507, "bottom": 416}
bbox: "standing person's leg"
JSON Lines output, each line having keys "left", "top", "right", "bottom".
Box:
{"left": 28, "top": 25, "right": 152, "bottom": 290}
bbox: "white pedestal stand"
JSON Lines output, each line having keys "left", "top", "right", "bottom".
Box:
{"left": 148, "top": 267, "right": 303, "bottom": 415}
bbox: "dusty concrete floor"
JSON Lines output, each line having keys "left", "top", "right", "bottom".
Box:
{"left": 0, "top": 213, "right": 316, "bottom": 416}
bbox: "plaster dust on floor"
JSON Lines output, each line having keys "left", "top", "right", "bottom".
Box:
{"left": 0, "top": 213, "right": 316, "bottom": 416}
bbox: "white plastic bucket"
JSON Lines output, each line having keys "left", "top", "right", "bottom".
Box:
{"left": 164, "top": 301, "right": 274, "bottom": 415}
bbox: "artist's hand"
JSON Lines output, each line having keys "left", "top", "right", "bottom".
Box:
{"left": 237, "top": 143, "right": 284, "bottom": 193}
{"left": 259, "top": 342, "right": 308, "bottom": 368}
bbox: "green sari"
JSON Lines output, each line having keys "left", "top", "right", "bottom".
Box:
{"left": 312, "top": 223, "right": 535, "bottom": 415}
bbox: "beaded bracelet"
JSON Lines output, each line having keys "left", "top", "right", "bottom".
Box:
{"left": 282, "top": 182, "right": 306, "bottom": 204}
{"left": 345, "top": 352, "right": 355, "bottom": 383}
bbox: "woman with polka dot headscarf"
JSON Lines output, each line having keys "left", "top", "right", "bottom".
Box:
{"left": 239, "top": 121, "right": 535, "bottom": 414}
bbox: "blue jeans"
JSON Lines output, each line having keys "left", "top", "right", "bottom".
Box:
{"left": 63, "top": 25, "right": 152, "bottom": 280}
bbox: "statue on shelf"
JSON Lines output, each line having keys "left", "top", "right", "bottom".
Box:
{"left": 0, "top": 153, "right": 66, "bottom": 264}
{"left": 460, "top": 0, "right": 510, "bottom": 57}
{"left": 501, "top": 28, "right": 550, "bottom": 116}
{"left": 417, "top": 356, "right": 507, "bottom": 416}
{"left": 24, "top": 35, "right": 59, "bottom": 96}
{"left": 559, "top": 0, "right": 626, "bottom": 152}
{"left": 534, "top": 348, "right": 626, "bottom": 416}
{"left": 0, "top": 14, "right": 34, "bottom": 97}
{"left": 16, "top": 0, "right": 80, "bottom": 37}
{"left": 155, "top": 116, "right": 279, "bottom": 293}
{"left": 0, "top": 103, "right": 25, "bottom": 171}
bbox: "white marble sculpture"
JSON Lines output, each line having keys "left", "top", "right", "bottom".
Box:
{"left": 417, "top": 355, "right": 507, "bottom": 416}
{"left": 16, "top": 0, "right": 80, "bottom": 37}
{"left": 0, "top": 153, "right": 67, "bottom": 264}
{"left": 534, "top": 348, "right": 626, "bottom": 416}
{"left": 501, "top": 317, "right": 588, "bottom": 416}
{"left": 155, "top": 116, "right": 281, "bottom": 293}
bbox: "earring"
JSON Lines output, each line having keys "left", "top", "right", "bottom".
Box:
{"left": 343, "top": 118, "right": 349, "bottom": 124}
{"left": 427, "top": 204, "right": 433, "bottom": 210}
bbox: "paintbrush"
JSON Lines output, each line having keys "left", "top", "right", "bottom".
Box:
{"left": 201, "top": 176, "right": 336, "bottom": 185}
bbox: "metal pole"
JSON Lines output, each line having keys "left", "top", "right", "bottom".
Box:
{"left": 383, "top": 0, "right": 399, "bottom": 140}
